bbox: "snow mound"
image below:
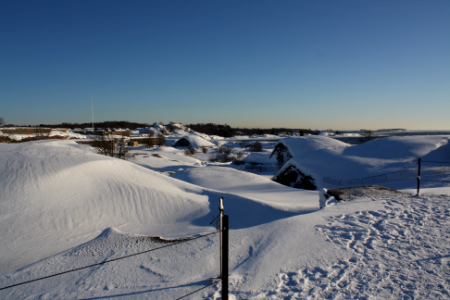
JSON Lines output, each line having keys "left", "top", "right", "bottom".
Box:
{"left": 282, "top": 135, "right": 450, "bottom": 189}
{"left": 326, "top": 185, "right": 409, "bottom": 201}
{"left": 274, "top": 136, "right": 350, "bottom": 158}
{"left": 0, "top": 140, "right": 297, "bottom": 275}
{"left": 175, "top": 135, "right": 215, "bottom": 148}
{"left": 242, "top": 152, "right": 277, "bottom": 164}
{"left": 170, "top": 167, "right": 319, "bottom": 212}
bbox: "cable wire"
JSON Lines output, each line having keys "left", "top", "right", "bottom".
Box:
{"left": 0, "top": 230, "right": 220, "bottom": 292}
{"left": 175, "top": 280, "right": 217, "bottom": 300}
{"left": 421, "top": 179, "right": 450, "bottom": 183}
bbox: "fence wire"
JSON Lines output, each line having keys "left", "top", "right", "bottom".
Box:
{"left": 324, "top": 164, "right": 450, "bottom": 186}
{"left": 0, "top": 230, "right": 220, "bottom": 292}
{"left": 176, "top": 280, "right": 217, "bottom": 300}
{"left": 241, "top": 165, "right": 280, "bottom": 173}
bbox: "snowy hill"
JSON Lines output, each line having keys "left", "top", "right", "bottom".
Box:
{"left": 0, "top": 140, "right": 301, "bottom": 276}
{"left": 270, "top": 136, "right": 350, "bottom": 165}
{"left": 173, "top": 134, "right": 215, "bottom": 148}
{"left": 277, "top": 135, "right": 450, "bottom": 190}
{"left": 0, "top": 138, "right": 449, "bottom": 299}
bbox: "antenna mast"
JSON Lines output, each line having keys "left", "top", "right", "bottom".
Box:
{"left": 91, "top": 97, "right": 94, "bottom": 132}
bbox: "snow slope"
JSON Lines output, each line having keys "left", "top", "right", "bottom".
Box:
{"left": 174, "top": 135, "right": 215, "bottom": 148}
{"left": 274, "top": 136, "right": 350, "bottom": 158}
{"left": 0, "top": 140, "right": 300, "bottom": 276}
{"left": 170, "top": 167, "right": 318, "bottom": 212}
{"left": 1, "top": 139, "right": 449, "bottom": 299}
{"left": 278, "top": 135, "right": 450, "bottom": 189}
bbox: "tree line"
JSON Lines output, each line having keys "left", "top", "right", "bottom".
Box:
{"left": 188, "top": 123, "right": 317, "bottom": 137}
{"left": 1, "top": 118, "right": 319, "bottom": 137}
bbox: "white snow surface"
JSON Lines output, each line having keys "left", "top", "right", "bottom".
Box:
{"left": 170, "top": 167, "right": 318, "bottom": 212}
{"left": 175, "top": 135, "right": 215, "bottom": 148}
{"left": 0, "top": 129, "right": 86, "bottom": 141}
{"left": 0, "top": 138, "right": 449, "bottom": 299}
{"left": 242, "top": 151, "right": 278, "bottom": 164}
{"left": 277, "top": 136, "right": 350, "bottom": 158}
{"left": 278, "top": 135, "right": 450, "bottom": 189}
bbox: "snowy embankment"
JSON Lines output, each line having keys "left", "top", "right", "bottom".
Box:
{"left": 0, "top": 129, "right": 86, "bottom": 141}
{"left": 170, "top": 167, "right": 318, "bottom": 212}
{"left": 283, "top": 135, "right": 450, "bottom": 190}
{"left": 0, "top": 140, "right": 320, "bottom": 299}
{"left": 1, "top": 138, "right": 449, "bottom": 299}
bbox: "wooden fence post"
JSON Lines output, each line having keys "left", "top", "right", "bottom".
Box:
{"left": 222, "top": 215, "right": 229, "bottom": 300}
{"left": 416, "top": 158, "right": 421, "bottom": 196}
{"left": 219, "top": 197, "right": 224, "bottom": 277}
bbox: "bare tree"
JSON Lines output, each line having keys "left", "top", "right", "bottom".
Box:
{"left": 92, "top": 132, "right": 115, "bottom": 157}
{"left": 35, "top": 126, "right": 51, "bottom": 139}
{"left": 115, "top": 135, "right": 131, "bottom": 159}
{"left": 156, "top": 133, "right": 166, "bottom": 147}
{"left": 91, "top": 132, "right": 130, "bottom": 159}
{"left": 144, "top": 131, "right": 155, "bottom": 149}
{"left": 360, "top": 130, "right": 375, "bottom": 143}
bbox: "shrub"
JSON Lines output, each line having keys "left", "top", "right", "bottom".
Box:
{"left": 185, "top": 146, "right": 196, "bottom": 156}
{"left": 359, "top": 130, "right": 375, "bottom": 143}
{"left": 156, "top": 134, "right": 166, "bottom": 147}
{"left": 201, "top": 146, "right": 209, "bottom": 154}
{"left": 50, "top": 135, "right": 66, "bottom": 140}
{"left": 0, "top": 136, "right": 12, "bottom": 143}
{"left": 91, "top": 132, "right": 130, "bottom": 160}
{"left": 223, "top": 146, "right": 232, "bottom": 155}
{"left": 144, "top": 132, "right": 156, "bottom": 149}
{"left": 1, "top": 128, "right": 52, "bottom": 135}
{"left": 249, "top": 141, "right": 263, "bottom": 152}
{"left": 218, "top": 145, "right": 232, "bottom": 154}
{"left": 209, "top": 153, "right": 235, "bottom": 163}
{"left": 235, "top": 151, "right": 244, "bottom": 160}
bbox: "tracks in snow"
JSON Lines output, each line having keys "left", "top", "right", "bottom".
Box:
{"left": 231, "top": 195, "right": 450, "bottom": 299}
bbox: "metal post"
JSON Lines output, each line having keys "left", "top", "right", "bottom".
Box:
{"left": 219, "top": 197, "right": 224, "bottom": 277}
{"left": 416, "top": 158, "right": 421, "bottom": 196}
{"left": 222, "top": 215, "right": 229, "bottom": 300}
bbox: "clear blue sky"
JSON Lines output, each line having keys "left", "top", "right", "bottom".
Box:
{"left": 1, "top": 0, "right": 449, "bottom": 130}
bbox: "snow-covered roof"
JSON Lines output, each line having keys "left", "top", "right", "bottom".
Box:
{"left": 243, "top": 152, "right": 277, "bottom": 164}
{"left": 176, "top": 135, "right": 215, "bottom": 148}
{"left": 275, "top": 136, "right": 350, "bottom": 158}
{"left": 189, "top": 131, "right": 212, "bottom": 141}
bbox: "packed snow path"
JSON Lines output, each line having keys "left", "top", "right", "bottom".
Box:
{"left": 225, "top": 195, "right": 450, "bottom": 299}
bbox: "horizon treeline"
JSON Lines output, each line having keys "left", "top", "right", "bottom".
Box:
{"left": 2, "top": 121, "right": 317, "bottom": 137}
{"left": 188, "top": 123, "right": 316, "bottom": 137}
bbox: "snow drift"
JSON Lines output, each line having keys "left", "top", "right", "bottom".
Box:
{"left": 270, "top": 136, "right": 350, "bottom": 165}
{"left": 276, "top": 135, "right": 450, "bottom": 190}
{"left": 0, "top": 140, "right": 304, "bottom": 276}
{"left": 173, "top": 135, "right": 215, "bottom": 148}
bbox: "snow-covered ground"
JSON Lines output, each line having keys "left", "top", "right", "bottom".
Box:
{"left": 0, "top": 133, "right": 449, "bottom": 299}
{"left": 0, "top": 128, "right": 86, "bottom": 141}
{"left": 281, "top": 135, "right": 450, "bottom": 190}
